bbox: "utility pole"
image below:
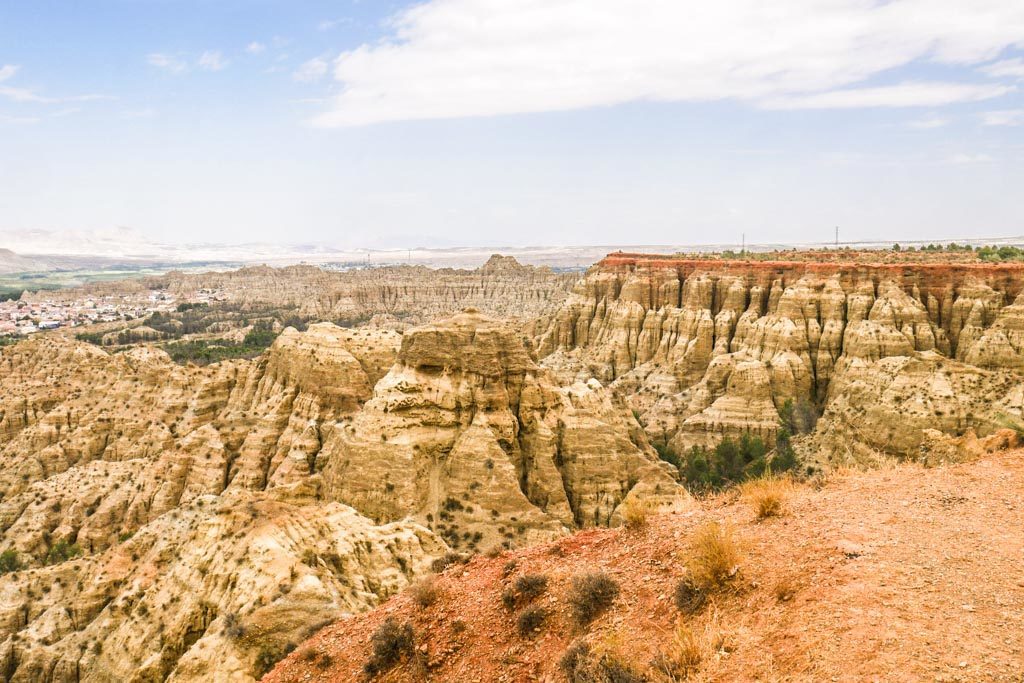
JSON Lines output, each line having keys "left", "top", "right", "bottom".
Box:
{"left": 741, "top": 233, "right": 745, "bottom": 255}
{"left": 835, "top": 226, "right": 839, "bottom": 248}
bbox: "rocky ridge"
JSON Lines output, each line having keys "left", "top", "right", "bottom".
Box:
{"left": 0, "top": 309, "right": 676, "bottom": 681}
{"left": 533, "top": 254, "right": 1024, "bottom": 463}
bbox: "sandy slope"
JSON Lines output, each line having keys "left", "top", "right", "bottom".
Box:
{"left": 266, "top": 450, "right": 1024, "bottom": 682}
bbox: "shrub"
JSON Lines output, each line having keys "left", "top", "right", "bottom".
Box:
{"left": 222, "top": 612, "right": 246, "bottom": 640}
{"left": 685, "top": 522, "right": 741, "bottom": 591}
{"left": 410, "top": 576, "right": 441, "bottom": 608}
{"left": 431, "top": 552, "right": 466, "bottom": 573}
{"left": 0, "top": 549, "right": 22, "bottom": 574}
{"left": 514, "top": 573, "right": 548, "bottom": 601}
{"left": 253, "top": 643, "right": 295, "bottom": 678}
{"left": 738, "top": 475, "right": 791, "bottom": 520}
{"left": 45, "top": 540, "right": 82, "bottom": 565}
{"left": 516, "top": 606, "right": 547, "bottom": 637}
{"left": 364, "top": 618, "right": 415, "bottom": 676}
{"left": 619, "top": 496, "right": 651, "bottom": 530}
{"left": 567, "top": 572, "right": 620, "bottom": 628}
{"left": 673, "top": 578, "right": 706, "bottom": 615}
{"left": 559, "top": 640, "right": 644, "bottom": 682}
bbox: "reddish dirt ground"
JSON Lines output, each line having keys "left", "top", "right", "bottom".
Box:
{"left": 265, "top": 451, "right": 1024, "bottom": 683}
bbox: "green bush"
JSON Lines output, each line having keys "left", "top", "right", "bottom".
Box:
{"left": 45, "top": 540, "right": 82, "bottom": 565}
{"left": 0, "top": 549, "right": 22, "bottom": 573}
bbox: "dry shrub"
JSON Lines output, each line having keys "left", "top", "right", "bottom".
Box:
{"left": 516, "top": 605, "right": 547, "bottom": 637}
{"left": 364, "top": 618, "right": 415, "bottom": 676}
{"left": 567, "top": 572, "right": 620, "bottom": 628}
{"left": 739, "top": 475, "right": 792, "bottom": 520}
{"left": 514, "top": 573, "right": 548, "bottom": 601}
{"left": 685, "top": 522, "right": 741, "bottom": 591}
{"left": 673, "top": 578, "right": 706, "bottom": 615}
{"left": 560, "top": 638, "right": 645, "bottom": 683}
{"left": 410, "top": 576, "right": 441, "bottom": 608}
{"left": 620, "top": 496, "right": 652, "bottom": 530}
{"left": 773, "top": 576, "right": 797, "bottom": 602}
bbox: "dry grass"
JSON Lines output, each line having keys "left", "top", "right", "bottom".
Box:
{"left": 685, "top": 522, "right": 742, "bottom": 591}
{"left": 739, "top": 475, "right": 793, "bottom": 520}
{"left": 651, "top": 613, "right": 731, "bottom": 682}
{"left": 409, "top": 576, "right": 441, "bottom": 608}
{"left": 620, "top": 496, "right": 653, "bottom": 530}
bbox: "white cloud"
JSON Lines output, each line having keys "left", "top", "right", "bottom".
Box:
{"left": 908, "top": 114, "right": 950, "bottom": 129}
{"left": 980, "top": 58, "right": 1024, "bottom": 79}
{"left": 147, "top": 53, "right": 187, "bottom": 74}
{"left": 198, "top": 51, "right": 228, "bottom": 71}
{"left": 762, "top": 82, "right": 1013, "bottom": 110}
{"left": 293, "top": 57, "right": 329, "bottom": 83}
{"left": 947, "top": 153, "right": 995, "bottom": 164}
{"left": 0, "top": 66, "right": 114, "bottom": 105}
{"left": 312, "top": 0, "right": 1024, "bottom": 127}
{"left": 246, "top": 42, "right": 266, "bottom": 55}
{"left": 982, "top": 109, "right": 1024, "bottom": 126}
{"left": 318, "top": 19, "right": 350, "bottom": 31}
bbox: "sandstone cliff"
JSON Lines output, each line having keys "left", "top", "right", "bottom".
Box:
{"left": 319, "top": 310, "right": 691, "bottom": 552}
{"left": 534, "top": 254, "right": 1024, "bottom": 463}
{"left": 0, "top": 309, "right": 681, "bottom": 681}
{"left": 0, "top": 325, "right": 442, "bottom": 681}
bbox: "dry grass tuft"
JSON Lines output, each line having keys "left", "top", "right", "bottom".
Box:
{"left": 410, "top": 576, "right": 441, "bottom": 608}
{"left": 685, "top": 522, "right": 742, "bottom": 591}
{"left": 739, "top": 475, "right": 793, "bottom": 520}
{"left": 620, "top": 496, "right": 653, "bottom": 530}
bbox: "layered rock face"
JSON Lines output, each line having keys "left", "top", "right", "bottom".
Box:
{"left": 0, "top": 325, "right": 444, "bottom": 681}
{"left": 0, "top": 310, "right": 684, "bottom": 681}
{"left": 534, "top": 255, "right": 1024, "bottom": 462}
{"left": 320, "top": 310, "right": 690, "bottom": 551}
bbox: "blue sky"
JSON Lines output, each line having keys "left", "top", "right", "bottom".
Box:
{"left": 1, "top": 0, "right": 1023, "bottom": 249}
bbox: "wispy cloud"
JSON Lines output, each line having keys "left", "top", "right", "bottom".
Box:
{"left": 120, "top": 108, "right": 157, "bottom": 120}
{"left": 147, "top": 53, "right": 188, "bottom": 74}
{"left": 762, "top": 82, "right": 1013, "bottom": 110}
{"left": 0, "top": 113, "right": 40, "bottom": 125}
{"left": 310, "top": 0, "right": 1024, "bottom": 127}
{"left": 947, "top": 153, "right": 994, "bottom": 164}
{"left": 980, "top": 58, "right": 1024, "bottom": 79}
{"left": 982, "top": 109, "right": 1024, "bottom": 126}
{"left": 293, "top": 57, "right": 329, "bottom": 83}
{"left": 198, "top": 51, "right": 228, "bottom": 71}
{"left": 246, "top": 42, "right": 266, "bottom": 55}
{"left": 907, "top": 114, "right": 950, "bottom": 129}
{"left": 318, "top": 18, "right": 351, "bottom": 32}
{"left": 0, "top": 66, "right": 114, "bottom": 105}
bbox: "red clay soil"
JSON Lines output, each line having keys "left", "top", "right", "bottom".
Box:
{"left": 265, "top": 452, "right": 1024, "bottom": 683}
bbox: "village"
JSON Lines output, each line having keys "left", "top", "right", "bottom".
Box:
{"left": 0, "top": 288, "right": 224, "bottom": 338}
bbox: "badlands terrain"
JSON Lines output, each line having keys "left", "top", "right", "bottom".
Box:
{"left": 1, "top": 249, "right": 1023, "bottom": 681}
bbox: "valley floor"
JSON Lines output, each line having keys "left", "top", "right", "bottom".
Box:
{"left": 266, "top": 450, "right": 1024, "bottom": 682}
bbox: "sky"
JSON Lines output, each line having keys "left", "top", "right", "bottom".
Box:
{"left": 1, "top": 0, "right": 1023, "bottom": 249}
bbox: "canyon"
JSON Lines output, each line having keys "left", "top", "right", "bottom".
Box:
{"left": 1, "top": 251, "right": 1022, "bottom": 681}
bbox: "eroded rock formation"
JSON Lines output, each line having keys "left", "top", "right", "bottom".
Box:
{"left": 320, "top": 310, "right": 690, "bottom": 551}
{"left": 534, "top": 255, "right": 1024, "bottom": 462}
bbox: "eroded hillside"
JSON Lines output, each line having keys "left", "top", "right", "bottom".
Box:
{"left": 266, "top": 444, "right": 1024, "bottom": 683}
{"left": 0, "top": 310, "right": 675, "bottom": 681}
{"left": 534, "top": 254, "right": 1024, "bottom": 465}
